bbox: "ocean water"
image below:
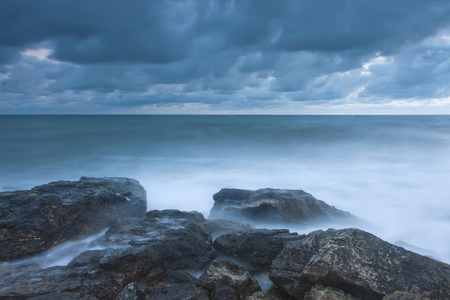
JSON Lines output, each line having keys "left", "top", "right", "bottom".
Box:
{"left": 1, "top": 115, "right": 449, "bottom": 264}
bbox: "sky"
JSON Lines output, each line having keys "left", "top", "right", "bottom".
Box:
{"left": 1, "top": 0, "right": 450, "bottom": 114}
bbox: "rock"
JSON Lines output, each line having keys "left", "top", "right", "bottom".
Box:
{"left": 206, "top": 218, "right": 252, "bottom": 239}
{"left": 213, "top": 229, "right": 305, "bottom": 272}
{"left": 210, "top": 188, "right": 359, "bottom": 225}
{"left": 96, "top": 210, "right": 215, "bottom": 275}
{"left": 0, "top": 177, "right": 147, "bottom": 261}
{"left": 382, "top": 291, "right": 427, "bottom": 300}
{"left": 79, "top": 176, "right": 147, "bottom": 215}
{"left": 28, "top": 292, "right": 99, "bottom": 300}
{"left": 270, "top": 228, "right": 450, "bottom": 300}
{"left": 0, "top": 209, "right": 215, "bottom": 299}
{"left": 144, "top": 283, "right": 209, "bottom": 300}
{"left": 266, "top": 287, "right": 297, "bottom": 300}
{"left": 116, "top": 283, "right": 145, "bottom": 300}
{"left": 304, "top": 284, "right": 354, "bottom": 300}
{"left": 138, "top": 269, "right": 200, "bottom": 286}
{"left": 245, "top": 291, "right": 283, "bottom": 300}
{"left": 210, "top": 285, "right": 239, "bottom": 300}
{"left": 199, "top": 258, "right": 262, "bottom": 298}
{"left": 116, "top": 270, "right": 206, "bottom": 300}
{"left": 0, "top": 263, "right": 121, "bottom": 299}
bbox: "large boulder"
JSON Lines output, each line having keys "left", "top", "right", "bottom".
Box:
{"left": 213, "top": 229, "right": 305, "bottom": 272}
{"left": 270, "top": 228, "right": 450, "bottom": 299}
{"left": 0, "top": 177, "right": 147, "bottom": 261}
{"left": 0, "top": 209, "right": 215, "bottom": 299}
{"left": 209, "top": 188, "right": 359, "bottom": 225}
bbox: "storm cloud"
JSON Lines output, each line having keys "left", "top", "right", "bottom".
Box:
{"left": 1, "top": 0, "right": 450, "bottom": 113}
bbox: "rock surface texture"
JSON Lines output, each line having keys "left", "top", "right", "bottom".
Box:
{"left": 270, "top": 228, "right": 450, "bottom": 300}
{"left": 199, "top": 258, "right": 262, "bottom": 298}
{"left": 210, "top": 188, "right": 359, "bottom": 225}
{"left": 214, "top": 229, "right": 305, "bottom": 272}
{"left": 1, "top": 179, "right": 449, "bottom": 299}
{"left": 0, "top": 209, "right": 215, "bottom": 299}
{"left": 0, "top": 176, "right": 147, "bottom": 261}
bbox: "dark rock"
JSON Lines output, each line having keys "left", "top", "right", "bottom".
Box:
{"left": 144, "top": 283, "right": 209, "bottom": 300}
{"left": 199, "top": 259, "right": 261, "bottom": 298}
{"left": 210, "top": 188, "right": 359, "bottom": 225}
{"left": 382, "top": 291, "right": 426, "bottom": 300}
{"left": 28, "top": 292, "right": 99, "bottom": 300}
{"left": 78, "top": 176, "right": 147, "bottom": 216}
{"left": 206, "top": 218, "right": 252, "bottom": 239}
{"left": 0, "top": 209, "right": 215, "bottom": 299}
{"left": 138, "top": 269, "right": 200, "bottom": 286}
{"left": 304, "top": 284, "right": 354, "bottom": 300}
{"left": 210, "top": 285, "right": 239, "bottom": 300}
{"left": 0, "top": 177, "right": 147, "bottom": 261}
{"left": 213, "top": 229, "right": 305, "bottom": 272}
{"left": 96, "top": 210, "right": 215, "bottom": 275}
{"left": 135, "top": 269, "right": 206, "bottom": 300}
{"left": 116, "top": 283, "right": 146, "bottom": 300}
{"left": 266, "top": 286, "right": 297, "bottom": 300}
{"left": 245, "top": 291, "right": 283, "bottom": 300}
{"left": 0, "top": 263, "right": 121, "bottom": 299}
{"left": 270, "top": 228, "right": 450, "bottom": 300}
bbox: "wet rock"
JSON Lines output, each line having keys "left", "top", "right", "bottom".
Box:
{"left": 78, "top": 176, "right": 147, "bottom": 216}
{"left": 0, "top": 209, "right": 215, "bottom": 299}
{"left": 213, "top": 229, "right": 305, "bottom": 272}
{"left": 144, "top": 283, "right": 209, "bottom": 300}
{"left": 210, "top": 285, "right": 239, "bottom": 300}
{"left": 116, "top": 283, "right": 145, "bottom": 300}
{"left": 209, "top": 188, "right": 359, "bottom": 225}
{"left": 270, "top": 228, "right": 450, "bottom": 300}
{"left": 245, "top": 291, "right": 283, "bottom": 300}
{"left": 206, "top": 218, "right": 252, "bottom": 239}
{"left": 97, "top": 210, "right": 215, "bottom": 275}
{"left": 199, "top": 258, "right": 261, "bottom": 298}
{"left": 0, "top": 177, "right": 147, "bottom": 261}
{"left": 136, "top": 269, "right": 206, "bottom": 299}
{"left": 266, "top": 287, "right": 297, "bottom": 300}
{"left": 382, "top": 291, "right": 426, "bottom": 300}
{"left": 28, "top": 292, "right": 99, "bottom": 300}
{"left": 138, "top": 269, "right": 200, "bottom": 286}
{"left": 0, "top": 263, "right": 121, "bottom": 299}
{"left": 304, "top": 284, "right": 355, "bottom": 300}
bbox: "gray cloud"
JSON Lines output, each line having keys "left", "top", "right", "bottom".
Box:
{"left": 1, "top": 0, "right": 450, "bottom": 113}
{"left": 361, "top": 35, "right": 450, "bottom": 100}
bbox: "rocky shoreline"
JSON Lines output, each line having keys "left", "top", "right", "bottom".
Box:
{"left": 0, "top": 177, "right": 449, "bottom": 299}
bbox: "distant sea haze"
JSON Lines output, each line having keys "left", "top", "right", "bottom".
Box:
{"left": 1, "top": 115, "right": 449, "bottom": 263}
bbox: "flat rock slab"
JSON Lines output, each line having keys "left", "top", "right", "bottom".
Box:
{"left": 0, "top": 177, "right": 147, "bottom": 261}
{"left": 210, "top": 188, "right": 359, "bottom": 225}
{"left": 270, "top": 228, "right": 450, "bottom": 300}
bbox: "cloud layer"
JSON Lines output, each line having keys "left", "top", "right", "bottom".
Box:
{"left": 1, "top": 0, "right": 450, "bottom": 113}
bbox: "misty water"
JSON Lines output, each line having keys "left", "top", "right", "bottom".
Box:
{"left": 1, "top": 115, "right": 449, "bottom": 265}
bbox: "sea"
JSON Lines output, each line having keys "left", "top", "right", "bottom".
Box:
{"left": 1, "top": 115, "right": 449, "bottom": 265}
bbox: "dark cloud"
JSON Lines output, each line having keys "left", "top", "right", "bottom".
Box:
{"left": 274, "top": 1, "right": 450, "bottom": 53}
{"left": 1, "top": 0, "right": 450, "bottom": 113}
{"left": 362, "top": 40, "right": 450, "bottom": 99}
